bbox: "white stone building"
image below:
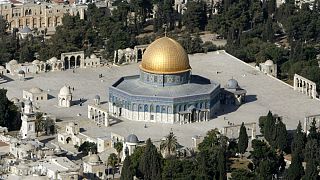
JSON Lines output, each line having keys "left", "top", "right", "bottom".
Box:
{"left": 20, "top": 99, "right": 36, "bottom": 139}
{"left": 23, "top": 87, "right": 48, "bottom": 102}
{"left": 83, "top": 153, "right": 106, "bottom": 179}
{"left": 58, "top": 86, "right": 72, "bottom": 107}
{"left": 259, "top": 59, "right": 277, "bottom": 77}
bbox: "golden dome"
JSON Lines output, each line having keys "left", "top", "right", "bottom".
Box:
{"left": 140, "top": 37, "right": 191, "bottom": 74}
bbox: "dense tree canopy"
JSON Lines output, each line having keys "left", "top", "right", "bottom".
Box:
{"left": 0, "top": 89, "right": 21, "bottom": 131}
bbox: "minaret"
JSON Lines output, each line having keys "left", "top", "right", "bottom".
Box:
{"left": 20, "top": 99, "right": 36, "bottom": 139}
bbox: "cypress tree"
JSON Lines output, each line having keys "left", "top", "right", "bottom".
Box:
{"left": 238, "top": 122, "right": 248, "bottom": 155}
{"left": 286, "top": 152, "right": 304, "bottom": 180}
{"left": 256, "top": 160, "right": 273, "bottom": 180}
{"left": 291, "top": 121, "right": 306, "bottom": 155}
{"left": 139, "top": 138, "right": 162, "bottom": 180}
{"left": 217, "top": 148, "right": 226, "bottom": 180}
{"left": 275, "top": 119, "right": 287, "bottom": 152}
{"left": 308, "top": 119, "right": 319, "bottom": 140}
{"left": 302, "top": 159, "right": 319, "bottom": 180}
{"left": 304, "top": 139, "right": 320, "bottom": 163}
{"left": 121, "top": 156, "right": 134, "bottom": 180}
{"left": 264, "top": 111, "right": 276, "bottom": 145}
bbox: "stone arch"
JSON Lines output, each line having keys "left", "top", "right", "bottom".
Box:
{"left": 76, "top": 55, "right": 81, "bottom": 67}
{"left": 66, "top": 137, "right": 72, "bottom": 144}
{"left": 137, "top": 49, "right": 143, "bottom": 60}
{"left": 162, "top": 106, "right": 167, "bottom": 113}
{"left": 64, "top": 57, "right": 69, "bottom": 69}
{"left": 70, "top": 56, "right": 76, "bottom": 68}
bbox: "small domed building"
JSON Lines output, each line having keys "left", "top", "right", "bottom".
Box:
{"left": 259, "top": 59, "right": 277, "bottom": 77}
{"left": 109, "top": 37, "right": 221, "bottom": 124}
{"left": 83, "top": 153, "right": 106, "bottom": 179}
{"left": 122, "top": 134, "right": 140, "bottom": 161}
{"left": 221, "top": 79, "right": 247, "bottom": 106}
{"left": 58, "top": 86, "right": 72, "bottom": 107}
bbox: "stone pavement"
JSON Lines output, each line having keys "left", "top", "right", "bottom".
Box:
{"left": 1, "top": 51, "right": 319, "bottom": 147}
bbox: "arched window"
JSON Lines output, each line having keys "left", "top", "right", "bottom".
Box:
{"left": 156, "top": 105, "right": 160, "bottom": 113}
{"left": 168, "top": 107, "right": 172, "bottom": 113}
{"left": 162, "top": 106, "right": 167, "bottom": 113}
{"left": 144, "top": 104, "right": 148, "bottom": 112}
{"left": 150, "top": 105, "right": 154, "bottom": 112}
{"left": 139, "top": 104, "right": 143, "bottom": 111}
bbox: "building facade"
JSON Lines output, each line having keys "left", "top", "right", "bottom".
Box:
{"left": 0, "top": 3, "right": 86, "bottom": 31}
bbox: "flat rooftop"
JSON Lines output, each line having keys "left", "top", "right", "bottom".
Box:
{"left": 113, "top": 75, "right": 219, "bottom": 98}
{"left": 1, "top": 51, "right": 320, "bottom": 147}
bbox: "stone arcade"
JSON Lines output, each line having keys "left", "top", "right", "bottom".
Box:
{"left": 293, "top": 74, "right": 317, "bottom": 99}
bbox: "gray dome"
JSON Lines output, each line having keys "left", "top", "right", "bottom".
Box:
{"left": 20, "top": 26, "right": 32, "bottom": 33}
{"left": 226, "top": 79, "right": 239, "bottom": 89}
{"left": 94, "top": 95, "right": 100, "bottom": 100}
{"left": 127, "top": 134, "right": 139, "bottom": 143}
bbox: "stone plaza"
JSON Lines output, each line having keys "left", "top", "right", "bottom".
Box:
{"left": 1, "top": 50, "right": 320, "bottom": 147}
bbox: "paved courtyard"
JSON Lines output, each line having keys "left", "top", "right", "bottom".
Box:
{"left": 1, "top": 51, "right": 319, "bottom": 147}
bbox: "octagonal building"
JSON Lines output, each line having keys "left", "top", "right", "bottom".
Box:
{"left": 108, "top": 37, "right": 221, "bottom": 124}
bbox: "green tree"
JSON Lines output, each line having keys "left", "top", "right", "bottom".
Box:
{"left": 238, "top": 122, "right": 249, "bottom": 156}
{"left": 0, "top": 89, "right": 21, "bottom": 131}
{"left": 198, "top": 128, "right": 222, "bottom": 152}
{"left": 302, "top": 159, "right": 319, "bottom": 180}
{"left": 139, "top": 138, "right": 162, "bottom": 180}
{"left": 286, "top": 152, "right": 304, "bottom": 180}
{"left": 183, "top": 0, "right": 207, "bottom": 32}
{"left": 275, "top": 119, "right": 287, "bottom": 152}
{"left": 217, "top": 147, "right": 226, "bottom": 180}
{"left": 230, "top": 169, "right": 256, "bottom": 180}
{"left": 120, "top": 156, "right": 134, "bottom": 180}
{"left": 114, "top": 142, "right": 123, "bottom": 163}
{"left": 160, "top": 131, "right": 178, "bottom": 157}
{"left": 108, "top": 153, "right": 118, "bottom": 179}
{"left": 256, "top": 159, "right": 273, "bottom": 180}
{"left": 307, "top": 119, "right": 319, "bottom": 140}
{"left": 304, "top": 139, "right": 320, "bottom": 164}
{"left": 35, "top": 112, "right": 44, "bottom": 137}
{"left": 263, "top": 111, "right": 276, "bottom": 145}
{"left": 78, "top": 141, "right": 97, "bottom": 155}
{"left": 291, "top": 121, "right": 306, "bottom": 156}
{"left": 43, "top": 117, "right": 55, "bottom": 135}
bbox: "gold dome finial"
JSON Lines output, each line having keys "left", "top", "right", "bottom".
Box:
{"left": 140, "top": 37, "right": 191, "bottom": 74}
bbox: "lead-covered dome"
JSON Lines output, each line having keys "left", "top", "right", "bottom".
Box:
{"left": 140, "top": 37, "right": 191, "bottom": 74}
{"left": 127, "top": 134, "right": 139, "bottom": 143}
{"left": 226, "top": 79, "right": 239, "bottom": 89}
